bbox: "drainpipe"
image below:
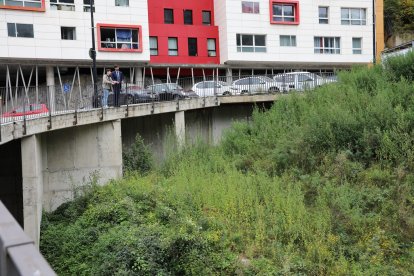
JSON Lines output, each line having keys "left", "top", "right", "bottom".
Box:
{"left": 373, "top": 0, "right": 377, "bottom": 64}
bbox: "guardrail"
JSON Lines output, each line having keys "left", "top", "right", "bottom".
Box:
{"left": 0, "top": 72, "right": 337, "bottom": 141}
{"left": 0, "top": 201, "right": 56, "bottom": 276}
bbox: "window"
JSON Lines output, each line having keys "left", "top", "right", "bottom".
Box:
{"left": 150, "top": 37, "right": 158, "bottom": 55}
{"left": 236, "top": 34, "right": 266, "bottom": 53}
{"left": 341, "top": 8, "right": 366, "bottom": 25}
{"left": 164, "top": 9, "right": 174, "bottom": 24}
{"left": 98, "top": 24, "right": 141, "bottom": 52}
{"left": 188, "top": 38, "right": 197, "bottom": 56}
{"left": 280, "top": 35, "right": 296, "bottom": 47}
{"left": 242, "top": 1, "right": 259, "bottom": 14}
{"left": 207, "top": 38, "right": 216, "bottom": 56}
{"left": 168, "top": 37, "right": 178, "bottom": 56}
{"left": 314, "top": 37, "right": 341, "bottom": 54}
{"left": 0, "top": 0, "right": 44, "bottom": 11}
{"left": 184, "top": 10, "right": 193, "bottom": 25}
{"left": 7, "top": 23, "right": 34, "bottom": 38}
{"left": 319, "top": 6, "right": 328, "bottom": 24}
{"left": 271, "top": 1, "right": 299, "bottom": 24}
{"left": 202, "top": 11, "right": 211, "bottom": 25}
{"left": 115, "top": 0, "right": 128, "bottom": 7}
{"left": 61, "top": 26, "right": 76, "bottom": 40}
{"left": 352, "top": 37, "right": 362, "bottom": 54}
{"left": 50, "top": 0, "right": 75, "bottom": 11}
{"left": 83, "top": 0, "right": 94, "bottom": 12}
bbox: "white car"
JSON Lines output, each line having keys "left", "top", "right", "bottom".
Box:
{"left": 232, "top": 76, "right": 285, "bottom": 94}
{"left": 192, "top": 81, "right": 241, "bottom": 96}
{"left": 273, "top": 72, "right": 336, "bottom": 91}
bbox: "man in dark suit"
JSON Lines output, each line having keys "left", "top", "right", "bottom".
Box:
{"left": 111, "top": 65, "right": 124, "bottom": 107}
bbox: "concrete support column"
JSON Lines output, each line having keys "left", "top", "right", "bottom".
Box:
{"left": 134, "top": 67, "right": 143, "bottom": 86}
{"left": 46, "top": 66, "right": 55, "bottom": 112}
{"left": 21, "top": 135, "right": 43, "bottom": 247}
{"left": 42, "top": 119, "right": 123, "bottom": 211}
{"left": 175, "top": 111, "right": 185, "bottom": 148}
{"left": 226, "top": 68, "right": 233, "bottom": 84}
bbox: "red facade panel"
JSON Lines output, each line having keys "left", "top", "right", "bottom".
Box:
{"left": 148, "top": 0, "right": 220, "bottom": 65}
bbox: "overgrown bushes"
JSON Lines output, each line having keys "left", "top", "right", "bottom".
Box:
{"left": 41, "top": 53, "right": 414, "bottom": 275}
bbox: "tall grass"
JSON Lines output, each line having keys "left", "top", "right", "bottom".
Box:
{"left": 41, "top": 54, "right": 414, "bottom": 275}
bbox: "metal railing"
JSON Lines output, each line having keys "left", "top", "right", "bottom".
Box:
{"left": 0, "top": 201, "right": 56, "bottom": 276}
{"left": 0, "top": 72, "right": 337, "bottom": 129}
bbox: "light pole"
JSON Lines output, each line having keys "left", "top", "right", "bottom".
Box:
{"left": 89, "top": 0, "right": 98, "bottom": 105}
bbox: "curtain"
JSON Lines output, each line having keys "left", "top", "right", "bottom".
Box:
{"left": 116, "top": 29, "right": 131, "bottom": 41}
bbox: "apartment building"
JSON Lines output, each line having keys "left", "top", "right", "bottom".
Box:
{"left": 215, "top": 0, "right": 376, "bottom": 70}
{"left": 0, "top": 0, "right": 384, "bottom": 87}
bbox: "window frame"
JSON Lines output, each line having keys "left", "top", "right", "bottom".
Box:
{"left": 115, "top": 0, "right": 129, "bottom": 7}
{"left": 61, "top": 26, "right": 76, "bottom": 40}
{"left": 164, "top": 8, "right": 174, "bottom": 24}
{"left": 168, "top": 37, "right": 178, "bottom": 56}
{"left": 83, "top": 0, "right": 94, "bottom": 12}
{"left": 270, "top": 0, "right": 300, "bottom": 25}
{"left": 50, "top": 0, "right": 75, "bottom": 11}
{"left": 202, "top": 10, "right": 211, "bottom": 25}
{"left": 236, "top": 34, "right": 267, "bottom": 53}
{"left": 0, "top": 0, "right": 45, "bottom": 12}
{"left": 352, "top": 37, "right": 362, "bottom": 54}
{"left": 242, "top": 1, "right": 260, "bottom": 14}
{"left": 280, "top": 35, "right": 296, "bottom": 47}
{"left": 149, "top": 36, "right": 158, "bottom": 56}
{"left": 97, "top": 23, "right": 143, "bottom": 53}
{"left": 314, "top": 36, "right": 341, "bottom": 54}
{"left": 207, "top": 38, "right": 217, "bottom": 57}
{"left": 341, "top": 8, "right": 367, "bottom": 25}
{"left": 318, "top": 6, "right": 329, "bottom": 24}
{"left": 7, "top": 22, "right": 34, "bottom": 38}
{"left": 188, "top": 37, "right": 197, "bottom": 56}
{"left": 184, "top": 9, "right": 193, "bottom": 25}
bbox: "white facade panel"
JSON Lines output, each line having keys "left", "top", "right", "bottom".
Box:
{"left": 218, "top": 0, "right": 374, "bottom": 67}
{"left": 0, "top": 0, "right": 150, "bottom": 63}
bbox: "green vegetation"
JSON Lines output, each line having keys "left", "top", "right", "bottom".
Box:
{"left": 41, "top": 53, "right": 414, "bottom": 275}
{"left": 385, "top": 0, "right": 414, "bottom": 35}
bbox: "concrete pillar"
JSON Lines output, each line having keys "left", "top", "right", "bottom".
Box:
{"left": 42, "top": 119, "right": 123, "bottom": 211}
{"left": 134, "top": 67, "right": 143, "bottom": 86}
{"left": 226, "top": 68, "right": 233, "bottom": 84}
{"left": 175, "top": 111, "right": 185, "bottom": 148}
{"left": 46, "top": 66, "right": 55, "bottom": 112}
{"left": 21, "top": 135, "right": 43, "bottom": 247}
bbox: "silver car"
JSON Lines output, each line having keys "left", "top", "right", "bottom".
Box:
{"left": 273, "top": 72, "right": 336, "bottom": 91}
{"left": 192, "top": 81, "right": 241, "bottom": 96}
{"left": 232, "top": 76, "right": 284, "bottom": 94}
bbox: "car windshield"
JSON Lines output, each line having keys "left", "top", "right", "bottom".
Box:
{"left": 165, "top": 83, "right": 183, "bottom": 90}
{"left": 260, "top": 76, "right": 274, "bottom": 82}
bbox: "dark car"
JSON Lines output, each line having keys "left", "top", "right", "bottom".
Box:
{"left": 146, "top": 83, "right": 198, "bottom": 101}
{"left": 93, "top": 85, "right": 158, "bottom": 107}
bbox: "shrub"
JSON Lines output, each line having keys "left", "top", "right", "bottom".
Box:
{"left": 123, "top": 134, "right": 153, "bottom": 174}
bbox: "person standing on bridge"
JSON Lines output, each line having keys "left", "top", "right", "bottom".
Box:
{"left": 102, "top": 69, "right": 114, "bottom": 108}
{"left": 111, "top": 65, "right": 124, "bottom": 107}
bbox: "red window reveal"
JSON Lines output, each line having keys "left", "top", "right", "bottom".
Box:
{"left": 97, "top": 24, "right": 143, "bottom": 53}
{"left": 270, "top": 0, "right": 299, "bottom": 25}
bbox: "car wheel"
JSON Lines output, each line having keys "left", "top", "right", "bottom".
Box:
{"left": 268, "top": 87, "right": 280, "bottom": 93}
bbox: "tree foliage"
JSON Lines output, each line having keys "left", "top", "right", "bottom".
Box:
{"left": 385, "top": 0, "right": 414, "bottom": 35}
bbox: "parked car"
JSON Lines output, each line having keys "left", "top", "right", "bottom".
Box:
{"left": 232, "top": 76, "right": 285, "bottom": 94}
{"left": 2, "top": 103, "right": 49, "bottom": 117}
{"left": 146, "top": 83, "right": 197, "bottom": 101}
{"left": 93, "top": 85, "right": 157, "bottom": 107}
{"left": 192, "top": 81, "right": 241, "bottom": 96}
{"left": 273, "top": 72, "right": 336, "bottom": 92}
